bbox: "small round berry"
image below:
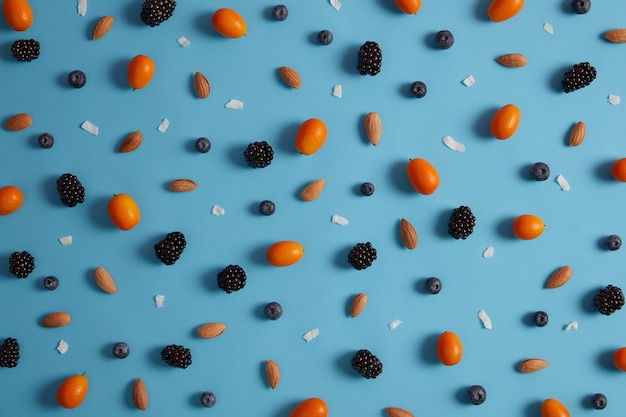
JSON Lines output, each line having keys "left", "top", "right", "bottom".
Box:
{"left": 38, "top": 133, "right": 55, "bottom": 149}
{"left": 467, "top": 385, "right": 486, "bottom": 405}
{"left": 200, "top": 391, "right": 216, "bottom": 408}
{"left": 318, "top": 30, "right": 333, "bottom": 45}
{"left": 43, "top": 276, "right": 59, "bottom": 291}
{"left": 68, "top": 70, "right": 87, "bottom": 88}
{"left": 425, "top": 277, "right": 442, "bottom": 294}
{"left": 272, "top": 4, "right": 288, "bottom": 21}
{"left": 195, "top": 137, "right": 211, "bottom": 153}
{"left": 360, "top": 182, "right": 375, "bottom": 196}
{"left": 534, "top": 311, "right": 549, "bottom": 327}
{"left": 571, "top": 0, "right": 591, "bottom": 14}
{"left": 435, "top": 30, "right": 454, "bottom": 49}
{"left": 259, "top": 200, "right": 275, "bottom": 216}
{"left": 112, "top": 342, "right": 130, "bottom": 359}
{"left": 591, "top": 393, "right": 607, "bottom": 410}
{"left": 410, "top": 81, "right": 427, "bottom": 98}
{"left": 531, "top": 162, "right": 550, "bottom": 181}
{"left": 264, "top": 301, "right": 283, "bottom": 320}
{"left": 607, "top": 234, "right": 621, "bottom": 251}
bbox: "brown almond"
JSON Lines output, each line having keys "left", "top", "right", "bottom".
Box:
{"left": 604, "top": 29, "right": 626, "bottom": 43}
{"left": 265, "top": 360, "right": 280, "bottom": 389}
{"left": 169, "top": 179, "right": 197, "bottom": 192}
{"left": 119, "top": 131, "right": 142, "bottom": 153}
{"left": 92, "top": 16, "right": 114, "bottom": 40}
{"left": 400, "top": 218, "right": 418, "bottom": 250}
{"left": 385, "top": 407, "right": 415, "bottom": 417}
{"left": 278, "top": 66, "right": 301, "bottom": 89}
{"left": 349, "top": 293, "right": 368, "bottom": 318}
{"left": 568, "top": 121, "right": 585, "bottom": 147}
{"left": 197, "top": 322, "right": 226, "bottom": 339}
{"left": 518, "top": 358, "right": 549, "bottom": 373}
{"left": 364, "top": 112, "right": 382, "bottom": 146}
{"left": 4, "top": 113, "right": 32, "bottom": 131}
{"left": 132, "top": 378, "right": 148, "bottom": 410}
{"left": 194, "top": 71, "right": 210, "bottom": 99}
{"left": 41, "top": 312, "right": 71, "bottom": 328}
{"left": 300, "top": 179, "right": 325, "bottom": 201}
{"left": 94, "top": 266, "right": 117, "bottom": 294}
{"left": 545, "top": 265, "right": 572, "bottom": 289}
{"left": 495, "top": 53, "right": 527, "bottom": 68}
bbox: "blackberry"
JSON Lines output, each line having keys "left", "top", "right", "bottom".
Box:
{"left": 591, "top": 393, "right": 607, "bottom": 410}
{"left": 425, "top": 277, "right": 442, "bottom": 294}
{"left": 410, "top": 81, "right": 427, "bottom": 98}
{"left": 448, "top": 206, "right": 476, "bottom": 239}
{"left": 140, "top": 0, "right": 176, "bottom": 27}
{"left": 272, "top": 5, "right": 288, "bottom": 21}
{"left": 200, "top": 391, "right": 216, "bottom": 408}
{"left": 112, "top": 342, "right": 130, "bottom": 359}
{"left": 10, "top": 39, "right": 40, "bottom": 62}
{"left": 357, "top": 41, "right": 382, "bottom": 76}
{"left": 572, "top": 0, "right": 591, "bottom": 14}
{"left": 531, "top": 162, "right": 550, "bottom": 181}
{"left": 244, "top": 141, "right": 274, "bottom": 168}
{"left": 56, "top": 173, "right": 85, "bottom": 207}
{"left": 351, "top": 349, "right": 382, "bottom": 379}
{"left": 534, "top": 311, "right": 549, "bottom": 327}
{"left": 264, "top": 301, "right": 283, "bottom": 320}
{"left": 217, "top": 265, "right": 246, "bottom": 293}
{"left": 562, "top": 62, "right": 596, "bottom": 93}
{"left": 360, "top": 182, "right": 375, "bottom": 196}
{"left": 9, "top": 251, "right": 35, "bottom": 278}
{"left": 318, "top": 30, "right": 333, "bottom": 45}
{"left": 0, "top": 338, "right": 20, "bottom": 368}
{"left": 195, "top": 137, "right": 211, "bottom": 153}
{"left": 154, "top": 231, "right": 186, "bottom": 265}
{"left": 37, "top": 133, "right": 54, "bottom": 149}
{"left": 347, "top": 242, "right": 377, "bottom": 270}
{"left": 43, "top": 276, "right": 59, "bottom": 290}
{"left": 259, "top": 200, "right": 275, "bottom": 216}
{"left": 68, "top": 70, "right": 86, "bottom": 88}
{"left": 467, "top": 385, "right": 487, "bottom": 405}
{"left": 435, "top": 30, "right": 454, "bottom": 49}
{"left": 607, "top": 234, "right": 621, "bottom": 251}
{"left": 160, "top": 344, "right": 191, "bottom": 368}
{"left": 593, "top": 285, "right": 625, "bottom": 315}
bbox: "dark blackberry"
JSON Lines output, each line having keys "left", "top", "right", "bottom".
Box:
{"left": 140, "top": 0, "right": 176, "bottom": 27}
{"left": 607, "top": 234, "right": 621, "bottom": 251}
{"left": 217, "top": 265, "right": 246, "bottom": 293}
{"left": 467, "top": 385, "right": 487, "bottom": 405}
{"left": 37, "top": 133, "right": 54, "bottom": 149}
{"left": 10, "top": 39, "right": 40, "bottom": 62}
{"left": 360, "top": 182, "right": 375, "bottom": 196}
{"left": 160, "top": 344, "right": 191, "bottom": 368}
{"left": 347, "top": 242, "right": 377, "bottom": 270}
{"left": 591, "top": 393, "right": 607, "bottom": 410}
{"left": 43, "top": 276, "right": 59, "bottom": 290}
{"left": 357, "top": 41, "right": 382, "bottom": 76}
{"left": 562, "top": 62, "right": 597, "bottom": 93}
{"left": 534, "top": 311, "right": 549, "bottom": 327}
{"left": 56, "top": 173, "right": 85, "bottom": 207}
{"left": 154, "top": 232, "right": 186, "bottom": 265}
{"left": 264, "top": 301, "right": 283, "bottom": 320}
{"left": 448, "top": 206, "right": 476, "bottom": 239}
{"left": 410, "top": 81, "right": 427, "bottom": 98}
{"left": 244, "top": 141, "right": 274, "bottom": 168}
{"left": 435, "top": 30, "right": 454, "bottom": 49}
{"left": 571, "top": 0, "right": 591, "bottom": 14}
{"left": 351, "top": 349, "right": 382, "bottom": 379}
{"left": 259, "top": 200, "right": 275, "bottom": 216}
{"left": 425, "top": 277, "right": 442, "bottom": 294}
{"left": 593, "top": 285, "right": 625, "bottom": 315}
{"left": 272, "top": 5, "right": 288, "bottom": 21}
{"left": 68, "top": 70, "right": 86, "bottom": 88}
{"left": 0, "top": 338, "right": 20, "bottom": 368}
{"left": 9, "top": 251, "right": 35, "bottom": 278}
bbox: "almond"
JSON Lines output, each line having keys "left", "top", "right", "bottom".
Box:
{"left": 568, "top": 121, "right": 585, "bottom": 147}
{"left": 278, "top": 66, "right": 301, "bottom": 89}
{"left": 119, "top": 131, "right": 142, "bottom": 153}
{"left": 265, "top": 360, "right": 280, "bottom": 389}
{"left": 194, "top": 71, "right": 210, "bottom": 99}
{"left": 300, "top": 179, "right": 325, "bottom": 201}
{"left": 385, "top": 407, "right": 415, "bottom": 417}
{"left": 604, "top": 29, "right": 626, "bottom": 43}
{"left": 94, "top": 266, "right": 117, "bottom": 294}
{"left": 364, "top": 112, "right": 382, "bottom": 146}
{"left": 132, "top": 378, "right": 148, "bottom": 410}
{"left": 197, "top": 322, "right": 226, "bottom": 339}
{"left": 92, "top": 16, "right": 114, "bottom": 40}
{"left": 518, "top": 358, "right": 549, "bottom": 373}
{"left": 399, "top": 218, "right": 418, "bottom": 250}
{"left": 545, "top": 265, "right": 572, "bottom": 289}
{"left": 349, "top": 293, "right": 368, "bottom": 318}
{"left": 4, "top": 113, "right": 32, "bottom": 131}
{"left": 495, "top": 53, "right": 527, "bottom": 68}
{"left": 41, "top": 312, "right": 71, "bottom": 328}
{"left": 169, "top": 179, "right": 197, "bottom": 192}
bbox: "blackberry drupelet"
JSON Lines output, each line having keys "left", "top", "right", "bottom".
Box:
{"left": 154, "top": 231, "right": 186, "bottom": 265}
{"left": 56, "top": 173, "right": 85, "bottom": 207}
{"left": 11, "top": 39, "right": 40, "bottom": 62}
{"left": 347, "top": 242, "right": 377, "bottom": 270}
{"left": 0, "top": 338, "right": 20, "bottom": 368}
{"left": 448, "top": 206, "right": 476, "bottom": 239}
{"left": 562, "top": 62, "right": 596, "bottom": 93}
{"left": 351, "top": 349, "right": 382, "bottom": 379}
{"left": 140, "top": 0, "right": 176, "bottom": 27}
{"left": 594, "top": 285, "right": 625, "bottom": 315}
{"left": 217, "top": 265, "right": 247, "bottom": 293}
{"left": 161, "top": 344, "right": 192, "bottom": 368}
{"left": 9, "top": 251, "right": 35, "bottom": 278}
{"left": 357, "top": 41, "right": 382, "bottom": 76}
{"left": 244, "top": 141, "right": 274, "bottom": 168}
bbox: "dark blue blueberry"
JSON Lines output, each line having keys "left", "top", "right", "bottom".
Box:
{"left": 264, "top": 301, "right": 283, "bottom": 320}
{"left": 200, "top": 391, "right": 216, "bottom": 408}
{"left": 591, "top": 393, "right": 607, "bottom": 410}
{"left": 467, "top": 385, "right": 486, "bottom": 405}
{"left": 318, "top": 30, "right": 333, "bottom": 45}
{"left": 272, "top": 5, "right": 288, "bottom": 20}
{"left": 259, "top": 200, "right": 275, "bottom": 216}
{"left": 195, "top": 137, "right": 211, "bottom": 153}
{"left": 534, "top": 311, "right": 548, "bottom": 327}
{"left": 425, "top": 277, "right": 442, "bottom": 294}
{"left": 43, "top": 276, "right": 59, "bottom": 290}
{"left": 607, "top": 235, "right": 621, "bottom": 251}
{"left": 112, "top": 342, "right": 130, "bottom": 359}
{"left": 435, "top": 30, "right": 454, "bottom": 49}
{"left": 572, "top": 0, "right": 590, "bottom": 14}
{"left": 68, "top": 70, "right": 86, "bottom": 88}
{"left": 410, "top": 81, "right": 427, "bottom": 98}
{"left": 360, "top": 182, "right": 374, "bottom": 196}
{"left": 531, "top": 162, "right": 550, "bottom": 181}
{"left": 38, "top": 133, "right": 54, "bottom": 149}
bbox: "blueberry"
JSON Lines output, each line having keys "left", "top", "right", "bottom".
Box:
{"left": 318, "top": 30, "right": 333, "bottom": 45}
{"left": 195, "top": 137, "right": 211, "bottom": 153}
{"left": 200, "top": 391, "right": 216, "bottom": 408}
{"left": 410, "top": 81, "right": 427, "bottom": 98}
{"left": 467, "top": 385, "right": 486, "bottom": 405}
{"left": 531, "top": 162, "right": 550, "bottom": 181}
{"left": 607, "top": 234, "right": 621, "bottom": 251}
{"left": 43, "top": 276, "right": 59, "bottom": 291}
{"left": 534, "top": 311, "right": 548, "bottom": 327}
{"left": 264, "top": 301, "right": 283, "bottom": 320}
{"left": 435, "top": 30, "right": 454, "bottom": 49}
{"left": 591, "top": 393, "right": 607, "bottom": 410}
{"left": 112, "top": 342, "right": 130, "bottom": 359}
{"left": 272, "top": 4, "right": 288, "bottom": 20}
{"left": 360, "top": 182, "right": 375, "bottom": 196}
{"left": 68, "top": 70, "right": 86, "bottom": 88}
{"left": 259, "top": 200, "right": 275, "bottom": 216}
{"left": 37, "top": 133, "right": 54, "bottom": 149}
{"left": 571, "top": 0, "right": 590, "bottom": 14}
{"left": 425, "top": 277, "right": 442, "bottom": 294}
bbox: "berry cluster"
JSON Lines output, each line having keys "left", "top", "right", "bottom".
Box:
{"left": 351, "top": 349, "right": 383, "bottom": 379}
{"left": 347, "top": 242, "right": 377, "bottom": 270}
{"left": 161, "top": 344, "right": 191, "bottom": 368}
{"left": 217, "top": 265, "right": 247, "bottom": 293}
{"left": 154, "top": 232, "right": 186, "bottom": 265}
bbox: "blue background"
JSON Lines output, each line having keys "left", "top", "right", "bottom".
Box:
{"left": 2, "top": 0, "right": 626, "bottom": 416}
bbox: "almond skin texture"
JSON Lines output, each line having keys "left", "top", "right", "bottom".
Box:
{"left": 92, "top": 16, "right": 114, "bottom": 40}
{"left": 41, "top": 312, "right": 71, "bottom": 328}
{"left": 568, "top": 121, "right": 585, "bottom": 147}
{"left": 93, "top": 266, "right": 117, "bottom": 294}
{"left": 265, "top": 360, "right": 280, "bottom": 389}
{"left": 197, "top": 322, "right": 226, "bottom": 339}
{"left": 300, "top": 179, "right": 325, "bottom": 201}
{"left": 118, "top": 131, "right": 142, "bottom": 153}
{"left": 132, "top": 378, "right": 148, "bottom": 410}
{"left": 385, "top": 407, "right": 415, "bottom": 417}
{"left": 4, "top": 113, "right": 32, "bottom": 131}
{"left": 495, "top": 53, "right": 527, "bottom": 67}
{"left": 604, "top": 29, "right": 626, "bottom": 43}
{"left": 194, "top": 71, "right": 210, "bottom": 99}
{"left": 169, "top": 179, "right": 197, "bottom": 192}
{"left": 364, "top": 112, "right": 382, "bottom": 146}
{"left": 545, "top": 265, "right": 572, "bottom": 289}
{"left": 519, "top": 358, "right": 549, "bottom": 373}
{"left": 400, "top": 218, "right": 418, "bottom": 250}
{"left": 278, "top": 66, "right": 301, "bottom": 89}
{"left": 349, "top": 293, "right": 368, "bottom": 318}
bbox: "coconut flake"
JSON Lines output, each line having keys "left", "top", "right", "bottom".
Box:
{"left": 388, "top": 319, "right": 402, "bottom": 330}
{"left": 331, "top": 214, "right": 349, "bottom": 226}
{"left": 608, "top": 94, "right": 621, "bottom": 106}
{"left": 332, "top": 84, "right": 342, "bottom": 98}
{"left": 154, "top": 294, "right": 165, "bottom": 308}
{"left": 157, "top": 118, "right": 169, "bottom": 133}
{"left": 442, "top": 135, "right": 465, "bottom": 152}
{"left": 556, "top": 174, "right": 570, "bottom": 191}
{"left": 81, "top": 120, "right": 98, "bottom": 136}
{"left": 77, "top": 0, "right": 87, "bottom": 16}
{"left": 477, "top": 309, "right": 493, "bottom": 329}
{"left": 330, "top": 0, "right": 341, "bottom": 11}
{"left": 211, "top": 205, "right": 225, "bottom": 216}
{"left": 543, "top": 22, "right": 554, "bottom": 35}
{"left": 482, "top": 246, "right": 494, "bottom": 258}
{"left": 224, "top": 99, "right": 244, "bottom": 109}
{"left": 302, "top": 328, "right": 319, "bottom": 342}
{"left": 565, "top": 321, "right": 578, "bottom": 331}
{"left": 58, "top": 235, "right": 72, "bottom": 246}
{"left": 56, "top": 339, "right": 69, "bottom": 354}
{"left": 462, "top": 75, "right": 475, "bottom": 87}
{"left": 177, "top": 36, "right": 191, "bottom": 47}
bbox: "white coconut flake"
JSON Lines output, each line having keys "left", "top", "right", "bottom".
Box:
{"left": 462, "top": 75, "right": 475, "bottom": 87}
{"left": 556, "top": 174, "right": 570, "bottom": 191}
{"left": 81, "top": 120, "right": 98, "bottom": 136}
{"left": 442, "top": 135, "right": 465, "bottom": 152}
{"left": 331, "top": 214, "right": 349, "bottom": 226}
{"left": 224, "top": 99, "right": 244, "bottom": 109}
{"left": 482, "top": 246, "right": 494, "bottom": 258}
{"left": 56, "top": 339, "right": 69, "bottom": 354}
{"left": 608, "top": 94, "right": 621, "bottom": 106}
{"left": 330, "top": 0, "right": 341, "bottom": 11}
{"left": 388, "top": 319, "right": 402, "bottom": 330}
{"left": 211, "top": 205, "right": 225, "bottom": 216}
{"left": 58, "top": 235, "right": 72, "bottom": 246}
{"left": 332, "top": 84, "right": 342, "bottom": 98}
{"left": 302, "top": 328, "right": 319, "bottom": 342}
{"left": 565, "top": 321, "right": 578, "bottom": 331}
{"left": 177, "top": 36, "right": 191, "bottom": 47}
{"left": 543, "top": 22, "right": 554, "bottom": 35}
{"left": 154, "top": 294, "right": 165, "bottom": 308}
{"left": 77, "top": 0, "right": 87, "bottom": 16}
{"left": 477, "top": 309, "right": 493, "bottom": 329}
{"left": 157, "top": 118, "right": 169, "bottom": 133}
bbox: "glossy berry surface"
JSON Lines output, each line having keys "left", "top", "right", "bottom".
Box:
{"left": 200, "top": 391, "right": 216, "bottom": 408}
{"left": 38, "top": 133, "right": 54, "bottom": 149}
{"left": 591, "top": 393, "right": 607, "bottom": 410}
{"left": 360, "top": 182, "right": 375, "bottom": 196}
{"left": 318, "top": 30, "right": 333, "bottom": 45}
{"left": 607, "top": 234, "right": 621, "bottom": 251}
{"left": 531, "top": 162, "right": 550, "bottom": 181}
{"left": 534, "top": 311, "right": 549, "bottom": 327}
{"left": 68, "top": 70, "right": 86, "bottom": 88}
{"left": 264, "top": 301, "right": 283, "bottom": 320}
{"left": 259, "top": 200, "right": 275, "bottom": 216}
{"left": 572, "top": 0, "right": 591, "bottom": 14}
{"left": 435, "top": 30, "right": 454, "bottom": 49}
{"left": 410, "top": 81, "right": 427, "bottom": 98}
{"left": 195, "top": 137, "right": 211, "bottom": 153}
{"left": 271, "top": 5, "right": 288, "bottom": 20}
{"left": 43, "top": 276, "right": 59, "bottom": 290}
{"left": 467, "top": 385, "right": 486, "bottom": 405}
{"left": 425, "top": 277, "right": 442, "bottom": 294}
{"left": 112, "top": 342, "right": 130, "bottom": 359}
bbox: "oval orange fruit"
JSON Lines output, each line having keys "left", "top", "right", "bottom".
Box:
{"left": 512, "top": 214, "right": 544, "bottom": 240}
{"left": 611, "top": 158, "right": 626, "bottom": 182}
{"left": 107, "top": 194, "right": 140, "bottom": 230}
{"left": 393, "top": 0, "right": 421, "bottom": 14}
{"left": 540, "top": 398, "right": 570, "bottom": 417}
{"left": 56, "top": 373, "right": 88, "bottom": 409}
{"left": 2, "top": 0, "right": 32, "bottom": 31}
{"left": 295, "top": 118, "right": 327, "bottom": 155}
{"left": 289, "top": 397, "right": 328, "bottom": 417}
{"left": 435, "top": 331, "right": 462, "bottom": 366}
{"left": 613, "top": 347, "right": 626, "bottom": 371}
{"left": 127, "top": 54, "right": 154, "bottom": 90}
{"left": 405, "top": 158, "right": 440, "bottom": 195}
{"left": 487, "top": 0, "right": 524, "bottom": 22}
{"left": 211, "top": 8, "right": 246, "bottom": 38}
{"left": 490, "top": 103, "right": 520, "bottom": 140}
{"left": 0, "top": 185, "right": 23, "bottom": 216}
{"left": 266, "top": 241, "right": 304, "bottom": 267}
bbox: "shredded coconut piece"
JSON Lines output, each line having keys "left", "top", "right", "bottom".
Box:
{"left": 330, "top": 0, "right": 341, "bottom": 11}
{"left": 81, "top": 120, "right": 98, "bottom": 136}
{"left": 442, "top": 135, "right": 465, "bottom": 152}
{"left": 331, "top": 214, "right": 349, "bottom": 226}
{"left": 332, "top": 84, "right": 342, "bottom": 98}
{"left": 388, "top": 319, "right": 402, "bottom": 330}
{"left": 608, "top": 94, "right": 621, "bottom": 106}
{"left": 462, "top": 75, "right": 475, "bottom": 87}
{"left": 477, "top": 310, "right": 493, "bottom": 329}
{"left": 211, "top": 205, "right": 225, "bottom": 216}
{"left": 302, "top": 328, "right": 319, "bottom": 342}
{"left": 565, "top": 321, "right": 578, "bottom": 331}
{"left": 58, "top": 235, "right": 72, "bottom": 246}
{"left": 177, "top": 36, "right": 191, "bottom": 47}
{"left": 543, "top": 22, "right": 554, "bottom": 35}
{"left": 556, "top": 174, "right": 570, "bottom": 191}
{"left": 224, "top": 99, "right": 244, "bottom": 109}
{"left": 157, "top": 118, "right": 169, "bottom": 133}
{"left": 77, "top": 0, "right": 87, "bottom": 16}
{"left": 482, "top": 246, "right": 494, "bottom": 258}
{"left": 154, "top": 294, "right": 165, "bottom": 308}
{"left": 56, "top": 339, "right": 69, "bottom": 354}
